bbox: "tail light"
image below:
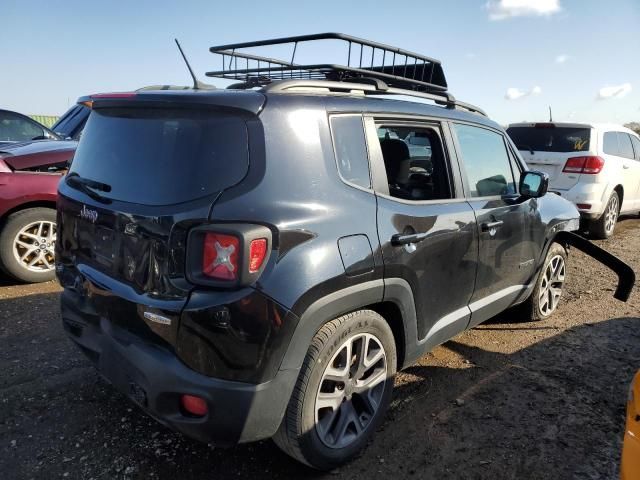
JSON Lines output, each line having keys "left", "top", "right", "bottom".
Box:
{"left": 187, "top": 224, "right": 272, "bottom": 287}
{"left": 562, "top": 156, "right": 604, "bottom": 174}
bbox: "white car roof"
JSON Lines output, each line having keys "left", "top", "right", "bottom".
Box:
{"left": 507, "top": 122, "right": 638, "bottom": 136}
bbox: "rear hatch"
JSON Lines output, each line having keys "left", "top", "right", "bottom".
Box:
{"left": 56, "top": 91, "right": 264, "bottom": 343}
{"left": 507, "top": 124, "right": 593, "bottom": 190}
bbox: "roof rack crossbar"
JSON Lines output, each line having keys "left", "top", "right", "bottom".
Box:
{"left": 207, "top": 32, "right": 448, "bottom": 93}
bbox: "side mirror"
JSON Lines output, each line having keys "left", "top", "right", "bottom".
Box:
{"left": 519, "top": 171, "right": 549, "bottom": 198}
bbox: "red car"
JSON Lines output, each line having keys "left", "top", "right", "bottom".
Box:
{"left": 0, "top": 140, "right": 75, "bottom": 282}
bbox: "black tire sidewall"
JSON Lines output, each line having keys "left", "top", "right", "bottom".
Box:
{"left": 590, "top": 192, "right": 619, "bottom": 239}
{"left": 298, "top": 312, "right": 397, "bottom": 469}
{"left": 0, "top": 208, "right": 57, "bottom": 283}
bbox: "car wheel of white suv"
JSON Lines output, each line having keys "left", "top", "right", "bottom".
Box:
{"left": 589, "top": 192, "right": 619, "bottom": 239}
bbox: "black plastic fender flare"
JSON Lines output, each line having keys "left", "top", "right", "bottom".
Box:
{"left": 555, "top": 231, "right": 635, "bottom": 301}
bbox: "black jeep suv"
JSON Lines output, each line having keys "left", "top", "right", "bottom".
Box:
{"left": 55, "top": 34, "right": 634, "bottom": 470}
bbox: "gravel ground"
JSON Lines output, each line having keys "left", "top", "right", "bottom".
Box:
{"left": 1, "top": 217, "right": 638, "bottom": 480}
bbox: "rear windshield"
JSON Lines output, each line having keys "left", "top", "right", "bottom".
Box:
{"left": 69, "top": 108, "right": 248, "bottom": 205}
{"left": 506, "top": 126, "right": 591, "bottom": 153}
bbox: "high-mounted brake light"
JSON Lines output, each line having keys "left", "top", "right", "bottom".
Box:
{"left": 90, "top": 92, "right": 137, "bottom": 99}
{"left": 202, "top": 233, "right": 240, "bottom": 281}
{"left": 534, "top": 123, "right": 556, "bottom": 128}
{"left": 562, "top": 156, "right": 604, "bottom": 174}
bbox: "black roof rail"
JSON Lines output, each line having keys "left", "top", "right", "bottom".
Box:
{"left": 262, "top": 79, "right": 488, "bottom": 117}
{"left": 207, "top": 33, "right": 448, "bottom": 93}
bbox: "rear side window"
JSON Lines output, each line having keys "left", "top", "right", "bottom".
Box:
{"left": 617, "top": 132, "right": 635, "bottom": 159}
{"left": 506, "top": 126, "right": 590, "bottom": 153}
{"left": 330, "top": 115, "right": 371, "bottom": 189}
{"left": 603, "top": 132, "right": 619, "bottom": 156}
{"left": 454, "top": 124, "right": 516, "bottom": 198}
{"left": 53, "top": 104, "right": 89, "bottom": 139}
{"left": 69, "top": 108, "right": 249, "bottom": 206}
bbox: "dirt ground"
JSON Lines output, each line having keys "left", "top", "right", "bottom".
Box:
{"left": 1, "top": 217, "right": 639, "bottom": 480}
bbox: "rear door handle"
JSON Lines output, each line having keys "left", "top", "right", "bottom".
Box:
{"left": 391, "top": 232, "right": 429, "bottom": 246}
{"left": 481, "top": 220, "right": 504, "bottom": 232}
{"left": 623, "top": 164, "right": 630, "bottom": 169}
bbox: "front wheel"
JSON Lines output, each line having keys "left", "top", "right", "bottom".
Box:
{"left": 273, "top": 310, "right": 397, "bottom": 470}
{"left": 519, "top": 242, "right": 568, "bottom": 321}
{"left": 0, "top": 208, "right": 57, "bottom": 283}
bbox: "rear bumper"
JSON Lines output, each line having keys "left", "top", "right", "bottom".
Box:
{"left": 61, "top": 291, "right": 298, "bottom": 445}
{"left": 552, "top": 182, "right": 609, "bottom": 219}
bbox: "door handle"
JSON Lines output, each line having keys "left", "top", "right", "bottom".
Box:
{"left": 481, "top": 220, "right": 504, "bottom": 232}
{"left": 623, "top": 164, "right": 630, "bottom": 169}
{"left": 391, "top": 232, "right": 429, "bottom": 246}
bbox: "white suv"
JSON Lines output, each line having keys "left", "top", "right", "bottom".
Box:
{"left": 507, "top": 122, "right": 640, "bottom": 238}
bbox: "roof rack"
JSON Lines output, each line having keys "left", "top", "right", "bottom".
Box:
{"left": 207, "top": 33, "right": 448, "bottom": 93}
{"left": 206, "top": 33, "right": 486, "bottom": 117}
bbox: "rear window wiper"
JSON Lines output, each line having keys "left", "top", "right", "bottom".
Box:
{"left": 517, "top": 144, "right": 535, "bottom": 155}
{"left": 66, "top": 172, "right": 112, "bottom": 203}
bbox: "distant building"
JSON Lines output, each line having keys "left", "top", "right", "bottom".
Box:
{"left": 29, "top": 115, "right": 59, "bottom": 129}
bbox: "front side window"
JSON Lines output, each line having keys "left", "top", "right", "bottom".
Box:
{"left": 454, "top": 124, "right": 516, "bottom": 198}
{"left": 375, "top": 123, "right": 451, "bottom": 201}
{"left": 330, "top": 115, "right": 371, "bottom": 189}
{"left": 631, "top": 135, "right": 640, "bottom": 161}
{"left": 617, "top": 132, "right": 635, "bottom": 160}
{"left": 0, "top": 112, "right": 45, "bottom": 142}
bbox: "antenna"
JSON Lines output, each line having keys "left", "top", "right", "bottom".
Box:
{"left": 174, "top": 39, "right": 214, "bottom": 90}
{"left": 548, "top": 106, "right": 553, "bottom": 122}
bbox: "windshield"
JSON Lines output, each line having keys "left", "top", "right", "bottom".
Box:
{"left": 69, "top": 108, "right": 249, "bottom": 205}
{"left": 507, "top": 126, "right": 591, "bottom": 153}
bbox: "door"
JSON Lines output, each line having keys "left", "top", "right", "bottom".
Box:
{"left": 615, "top": 132, "right": 640, "bottom": 212}
{"left": 631, "top": 135, "right": 640, "bottom": 206}
{"left": 451, "top": 122, "right": 533, "bottom": 328}
{"left": 365, "top": 117, "right": 478, "bottom": 350}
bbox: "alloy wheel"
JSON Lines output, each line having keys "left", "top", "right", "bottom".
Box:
{"left": 604, "top": 196, "right": 619, "bottom": 235}
{"left": 538, "top": 254, "right": 565, "bottom": 316}
{"left": 315, "top": 333, "right": 388, "bottom": 449}
{"left": 12, "top": 221, "right": 56, "bottom": 273}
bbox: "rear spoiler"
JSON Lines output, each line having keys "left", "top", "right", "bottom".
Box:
{"left": 557, "top": 232, "right": 635, "bottom": 301}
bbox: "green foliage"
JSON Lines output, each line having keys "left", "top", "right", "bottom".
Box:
{"left": 624, "top": 122, "right": 640, "bottom": 135}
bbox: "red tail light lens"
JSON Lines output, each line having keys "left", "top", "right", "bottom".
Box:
{"left": 562, "top": 156, "right": 604, "bottom": 174}
{"left": 180, "top": 394, "right": 208, "bottom": 417}
{"left": 248, "top": 238, "right": 268, "bottom": 273}
{"left": 202, "top": 233, "right": 240, "bottom": 281}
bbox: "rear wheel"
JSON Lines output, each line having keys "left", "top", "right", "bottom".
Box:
{"left": 589, "top": 192, "right": 619, "bottom": 239}
{"left": 273, "top": 310, "right": 396, "bottom": 470}
{"left": 0, "top": 208, "right": 57, "bottom": 283}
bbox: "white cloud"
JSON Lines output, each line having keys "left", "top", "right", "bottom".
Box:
{"left": 555, "top": 54, "right": 569, "bottom": 64}
{"left": 597, "top": 83, "right": 632, "bottom": 100}
{"left": 505, "top": 85, "right": 542, "bottom": 100}
{"left": 487, "top": 0, "right": 561, "bottom": 21}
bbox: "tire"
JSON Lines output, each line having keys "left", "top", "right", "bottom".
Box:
{"left": 0, "top": 208, "right": 57, "bottom": 283}
{"left": 589, "top": 192, "right": 619, "bottom": 239}
{"left": 273, "top": 310, "right": 397, "bottom": 470}
{"left": 518, "top": 243, "right": 567, "bottom": 321}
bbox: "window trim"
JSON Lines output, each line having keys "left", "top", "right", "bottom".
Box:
{"left": 450, "top": 120, "right": 518, "bottom": 201}
{"left": 364, "top": 117, "right": 458, "bottom": 204}
{"left": 328, "top": 113, "right": 374, "bottom": 193}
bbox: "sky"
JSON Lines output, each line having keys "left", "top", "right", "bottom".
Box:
{"left": 1, "top": 0, "right": 639, "bottom": 125}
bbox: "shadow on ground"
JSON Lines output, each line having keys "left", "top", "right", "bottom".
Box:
{"left": 0, "top": 284, "right": 637, "bottom": 480}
